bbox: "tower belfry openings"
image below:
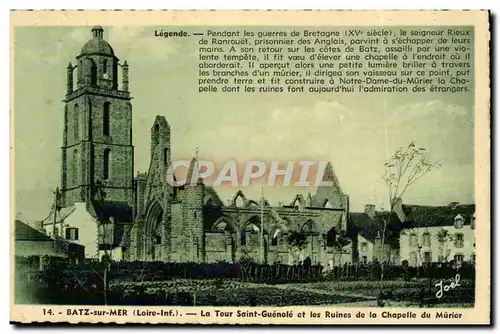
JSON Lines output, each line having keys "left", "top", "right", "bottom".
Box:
{"left": 60, "top": 26, "right": 134, "bottom": 208}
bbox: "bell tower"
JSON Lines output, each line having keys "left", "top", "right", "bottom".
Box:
{"left": 60, "top": 26, "right": 134, "bottom": 208}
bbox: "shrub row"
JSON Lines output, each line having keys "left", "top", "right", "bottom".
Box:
{"left": 16, "top": 255, "right": 475, "bottom": 283}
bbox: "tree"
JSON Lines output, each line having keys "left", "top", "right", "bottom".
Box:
{"left": 93, "top": 180, "right": 110, "bottom": 305}
{"left": 286, "top": 231, "right": 308, "bottom": 264}
{"left": 332, "top": 230, "right": 351, "bottom": 266}
{"left": 378, "top": 142, "right": 440, "bottom": 302}
{"left": 436, "top": 228, "right": 453, "bottom": 262}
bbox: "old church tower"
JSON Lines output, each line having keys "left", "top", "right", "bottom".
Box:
{"left": 60, "top": 26, "right": 134, "bottom": 208}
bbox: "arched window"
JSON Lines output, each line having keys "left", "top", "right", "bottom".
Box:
{"left": 454, "top": 214, "right": 464, "bottom": 229}
{"left": 241, "top": 232, "right": 247, "bottom": 246}
{"left": 326, "top": 228, "right": 337, "bottom": 247}
{"left": 103, "top": 102, "right": 110, "bottom": 136}
{"left": 422, "top": 231, "right": 431, "bottom": 247}
{"left": 324, "top": 200, "right": 333, "bottom": 209}
{"left": 102, "top": 59, "right": 108, "bottom": 74}
{"left": 163, "top": 148, "right": 168, "bottom": 166}
{"left": 71, "top": 149, "right": 78, "bottom": 185}
{"left": 235, "top": 195, "right": 244, "bottom": 208}
{"left": 271, "top": 229, "right": 281, "bottom": 246}
{"left": 73, "top": 104, "right": 79, "bottom": 142}
{"left": 90, "top": 62, "right": 97, "bottom": 86}
{"left": 103, "top": 148, "right": 111, "bottom": 180}
{"left": 271, "top": 236, "right": 278, "bottom": 246}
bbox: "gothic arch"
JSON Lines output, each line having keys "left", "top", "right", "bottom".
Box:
{"left": 71, "top": 149, "right": 78, "bottom": 186}
{"left": 247, "top": 200, "right": 259, "bottom": 207}
{"left": 270, "top": 222, "right": 289, "bottom": 246}
{"left": 103, "top": 102, "right": 110, "bottom": 136}
{"left": 144, "top": 200, "right": 164, "bottom": 237}
{"left": 204, "top": 196, "right": 214, "bottom": 206}
{"left": 241, "top": 215, "right": 266, "bottom": 246}
{"left": 326, "top": 227, "right": 337, "bottom": 247}
{"left": 212, "top": 216, "right": 237, "bottom": 232}
{"left": 143, "top": 200, "right": 164, "bottom": 260}
{"left": 300, "top": 219, "right": 319, "bottom": 235}
{"left": 83, "top": 58, "right": 98, "bottom": 86}
{"left": 231, "top": 190, "right": 247, "bottom": 207}
{"left": 291, "top": 194, "right": 305, "bottom": 210}
{"left": 103, "top": 148, "right": 111, "bottom": 181}
{"left": 280, "top": 216, "right": 299, "bottom": 232}
{"left": 73, "top": 104, "right": 79, "bottom": 142}
{"left": 102, "top": 59, "right": 108, "bottom": 74}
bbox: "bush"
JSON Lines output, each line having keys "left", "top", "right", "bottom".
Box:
{"left": 14, "top": 256, "right": 476, "bottom": 305}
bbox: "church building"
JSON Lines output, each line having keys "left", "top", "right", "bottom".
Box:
{"left": 43, "top": 26, "right": 354, "bottom": 266}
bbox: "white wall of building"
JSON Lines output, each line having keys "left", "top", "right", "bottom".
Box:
{"left": 43, "top": 202, "right": 111, "bottom": 260}
{"left": 357, "top": 235, "right": 374, "bottom": 263}
{"left": 399, "top": 217, "right": 475, "bottom": 267}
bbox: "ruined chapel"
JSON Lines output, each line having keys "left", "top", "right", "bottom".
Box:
{"left": 53, "top": 26, "right": 353, "bottom": 265}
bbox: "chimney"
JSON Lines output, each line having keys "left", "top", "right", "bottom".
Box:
{"left": 364, "top": 204, "right": 376, "bottom": 219}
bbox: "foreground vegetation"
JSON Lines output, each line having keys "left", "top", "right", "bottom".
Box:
{"left": 15, "top": 256, "right": 475, "bottom": 307}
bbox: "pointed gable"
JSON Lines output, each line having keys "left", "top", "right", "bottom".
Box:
{"left": 311, "top": 161, "right": 347, "bottom": 209}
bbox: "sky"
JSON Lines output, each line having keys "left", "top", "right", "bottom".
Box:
{"left": 13, "top": 26, "right": 475, "bottom": 223}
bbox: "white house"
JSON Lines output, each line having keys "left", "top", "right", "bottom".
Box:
{"left": 42, "top": 201, "right": 131, "bottom": 260}
{"left": 349, "top": 205, "right": 402, "bottom": 264}
{"left": 399, "top": 203, "right": 475, "bottom": 267}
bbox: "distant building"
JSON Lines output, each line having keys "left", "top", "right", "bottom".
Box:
{"left": 398, "top": 202, "right": 476, "bottom": 267}
{"left": 41, "top": 202, "right": 130, "bottom": 260}
{"left": 349, "top": 204, "right": 403, "bottom": 264}
{"left": 15, "top": 220, "right": 84, "bottom": 259}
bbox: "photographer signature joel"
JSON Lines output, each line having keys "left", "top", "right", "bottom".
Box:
{"left": 435, "top": 274, "right": 461, "bottom": 299}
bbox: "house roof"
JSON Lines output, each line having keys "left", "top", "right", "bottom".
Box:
{"left": 91, "top": 200, "right": 133, "bottom": 223}
{"left": 16, "top": 220, "right": 85, "bottom": 255}
{"left": 349, "top": 213, "right": 377, "bottom": 242}
{"left": 41, "top": 205, "right": 76, "bottom": 225}
{"left": 402, "top": 204, "right": 475, "bottom": 228}
{"left": 15, "top": 220, "right": 52, "bottom": 241}
{"left": 349, "top": 211, "right": 405, "bottom": 245}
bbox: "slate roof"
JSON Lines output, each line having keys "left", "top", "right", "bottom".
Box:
{"left": 15, "top": 220, "right": 85, "bottom": 255}
{"left": 349, "top": 213, "right": 377, "bottom": 242}
{"left": 15, "top": 220, "right": 51, "bottom": 241}
{"left": 91, "top": 200, "right": 133, "bottom": 223}
{"left": 89, "top": 200, "right": 133, "bottom": 248}
{"left": 348, "top": 211, "right": 405, "bottom": 246}
{"left": 42, "top": 206, "right": 76, "bottom": 225}
{"left": 402, "top": 204, "right": 475, "bottom": 228}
